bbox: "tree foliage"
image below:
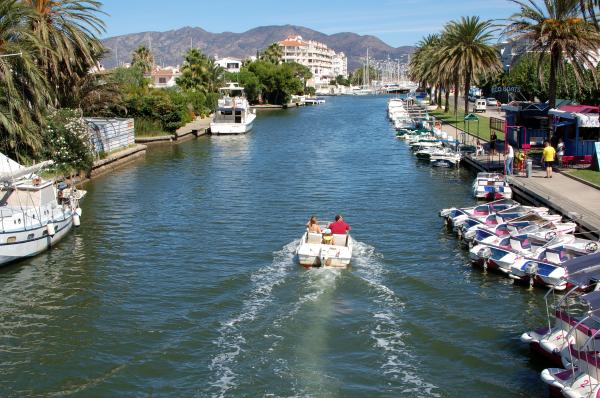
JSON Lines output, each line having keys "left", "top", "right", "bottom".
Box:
{"left": 505, "top": 0, "right": 600, "bottom": 108}
{"left": 226, "top": 60, "right": 311, "bottom": 105}
{"left": 176, "top": 48, "right": 224, "bottom": 93}
{"left": 131, "top": 45, "right": 154, "bottom": 74}
{"left": 260, "top": 43, "right": 283, "bottom": 64}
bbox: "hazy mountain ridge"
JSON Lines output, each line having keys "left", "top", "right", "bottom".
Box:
{"left": 101, "top": 24, "right": 415, "bottom": 71}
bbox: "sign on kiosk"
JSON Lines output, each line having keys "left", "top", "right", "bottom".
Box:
{"left": 594, "top": 142, "right": 600, "bottom": 171}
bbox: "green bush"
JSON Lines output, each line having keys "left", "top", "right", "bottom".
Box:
{"left": 124, "top": 88, "right": 215, "bottom": 135}
{"left": 44, "top": 109, "right": 94, "bottom": 174}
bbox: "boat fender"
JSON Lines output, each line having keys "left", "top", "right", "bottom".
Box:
{"left": 73, "top": 214, "right": 81, "bottom": 227}
{"left": 75, "top": 207, "right": 82, "bottom": 217}
{"left": 47, "top": 223, "right": 56, "bottom": 236}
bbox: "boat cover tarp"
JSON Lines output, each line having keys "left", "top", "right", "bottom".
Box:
{"left": 580, "top": 291, "right": 600, "bottom": 311}
{"left": 566, "top": 253, "right": 600, "bottom": 286}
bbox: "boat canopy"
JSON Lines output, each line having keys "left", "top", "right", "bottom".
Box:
{"left": 580, "top": 291, "right": 600, "bottom": 311}
{"left": 565, "top": 253, "right": 600, "bottom": 286}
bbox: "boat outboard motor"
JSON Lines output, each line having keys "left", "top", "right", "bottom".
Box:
{"left": 479, "top": 247, "right": 492, "bottom": 271}
{"left": 524, "top": 261, "right": 539, "bottom": 287}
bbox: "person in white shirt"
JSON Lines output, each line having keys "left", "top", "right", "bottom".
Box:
{"left": 557, "top": 138, "right": 565, "bottom": 167}
{"left": 505, "top": 143, "right": 514, "bottom": 175}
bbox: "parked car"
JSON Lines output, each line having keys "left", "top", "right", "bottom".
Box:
{"left": 486, "top": 98, "right": 498, "bottom": 107}
{"left": 474, "top": 99, "right": 487, "bottom": 113}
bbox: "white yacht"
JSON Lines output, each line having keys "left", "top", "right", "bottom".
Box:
{"left": 210, "top": 83, "right": 257, "bottom": 135}
{"left": 0, "top": 152, "right": 85, "bottom": 266}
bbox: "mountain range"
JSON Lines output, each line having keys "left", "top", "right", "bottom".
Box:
{"left": 101, "top": 25, "right": 415, "bottom": 72}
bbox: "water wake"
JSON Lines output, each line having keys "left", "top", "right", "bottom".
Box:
{"left": 209, "top": 241, "right": 298, "bottom": 397}
{"left": 352, "top": 241, "right": 440, "bottom": 397}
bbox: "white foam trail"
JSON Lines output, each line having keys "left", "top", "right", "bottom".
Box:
{"left": 352, "top": 241, "right": 440, "bottom": 397}
{"left": 209, "top": 241, "right": 298, "bottom": 398}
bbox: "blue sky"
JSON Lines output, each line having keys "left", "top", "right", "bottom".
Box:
{"left": 100, "top": 0, "right": 517, "bottom": 46}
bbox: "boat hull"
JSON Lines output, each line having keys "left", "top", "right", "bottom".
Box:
{"left": 296, "top": 233, "right": 352, "bottom": 269}
{"left": 0, "top": 216, "right": 73, "bottom": 266}
{"left": 210, "top": 113, "right": 256, "bottom": 135}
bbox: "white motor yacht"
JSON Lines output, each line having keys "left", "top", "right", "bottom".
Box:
{"left": 296, "top": 224, "right": 353, "bottom": 269}
{"left": 210, "top": 82, "right": 257, "bottom": 135}
{"left": 0, "top": 153, "right": 85, "bottom": 266}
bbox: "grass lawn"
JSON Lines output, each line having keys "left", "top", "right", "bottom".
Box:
{"left": 429, "top": 108, "right": 502, "bottom": 142}
{"left": 565, "top": 168, "right": 600, "bottom": 186}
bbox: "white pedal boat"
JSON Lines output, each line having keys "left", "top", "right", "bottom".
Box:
{"left": 296, "top": 230, "right": 353, "bottom": 269}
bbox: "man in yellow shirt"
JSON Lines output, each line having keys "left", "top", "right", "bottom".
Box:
{"left": 542, "top": 141, "right": 556, "bottom": 178}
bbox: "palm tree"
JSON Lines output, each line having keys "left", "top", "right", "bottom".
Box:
{"left": 440, "top": 16, "right": 501, "bottom": 115}
{"left": 176, "top": 49, "right": 222, "bottom": 93}
{"left": 0, "top": 0, "right": 50, "bottom": 160}
{"left": 205, "top": 57, "right": 224, "bottom": 93}
{"left": 261, "top": 43, "right": 283, "bottom": 64}
{"left": 132, "top": 45, "right": 154, "bottom": 74}
{"left": 506, "top": 0, "right": 600, "bottom": 108}
{"left": 23, "top": 0, "right": 106, "bottom": 104}
{"left": 579, "top": 0, "right": 599, "bottom": 24}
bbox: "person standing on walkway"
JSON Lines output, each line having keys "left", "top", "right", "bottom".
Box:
{"left": 542, "top": 141, "right": 556, "bottom": 178}
{"left": 557, "top": 138, "right": 565, "bottom": 167}
{"left": 505, "top": 143, "right": 514, "bottom": 175}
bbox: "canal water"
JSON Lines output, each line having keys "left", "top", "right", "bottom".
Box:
{"left": 1, "top": 96, "right": 550, "bottom": 397}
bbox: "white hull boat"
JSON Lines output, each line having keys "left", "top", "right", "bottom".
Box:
{"left": 0, "top": 153, "right": 85, "bottom": 266}
{"left": 430, "top": 152, "right": 461, "bottom": 167}
{"left": 210, "top": 82, "right": 256, "bottom": 135}
{"left": 210, "top": 114, "right": 255, "bottom": 134}
{"left": 296, "top": 230, "right": 353, "bottom": 269}
{"left": 473, "top": 172, "right": 512, "bottom": 200}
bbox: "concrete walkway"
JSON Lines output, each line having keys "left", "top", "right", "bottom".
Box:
{"left": 509, "top": 166, "right": 600, "bottom": 235}
{"left": 465, "top": 151, "right": 600, "bottom": 237}
{"left": 175, "top": 115, "right": 211, "bottom": 138}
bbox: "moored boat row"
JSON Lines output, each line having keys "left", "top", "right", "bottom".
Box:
{"left": 387, "top": 98, "right": 463, "bottom": 168}
{"left": 441, "top": 189, "right": 600, "bottom": 397}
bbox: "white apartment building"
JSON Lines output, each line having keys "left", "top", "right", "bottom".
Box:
{"left": 216, "top": 57, "right": 242, "bottom": 73}
{"left": 332, "top": 53, "right": 348, "bottom": 79}
{"left": 278, "top": 35, "right": 348, "bottom": 88}
{"left": 148, "top": 65, "right": 181, "bottom": 88}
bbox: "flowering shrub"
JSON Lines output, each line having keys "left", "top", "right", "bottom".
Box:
{"left": 44, "top": 109, "right": 94, "bottom": 174}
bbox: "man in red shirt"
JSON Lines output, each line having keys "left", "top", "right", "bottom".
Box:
{"left": 328, "top": 214, "right": 350, "bottom": 234}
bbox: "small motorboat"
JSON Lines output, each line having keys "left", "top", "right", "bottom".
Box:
{"left": 296, "top": 225, "right": 353, "bottom": 269}
{"left": 512, "top": 250, "right": 600, "bottom": 291}
{"left": 472, "top": 172, "right": 512, "bottom": 200}
{"left": 521, "top": 286, "right": 600, "bottom": 369}
{"left": 430, "top": 152, "right": 461, "bottom": 167}
{"left": 440, "top": 198, "right": 518, "bottom": 227}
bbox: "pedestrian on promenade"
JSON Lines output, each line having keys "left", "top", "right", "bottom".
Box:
{"left": 505, "top": 143, "right": 514, "bottom": 175}
{"left": 542, "top": 141, "right": 556, "bottom": 178}
{"left": 557, "top": 138, "right": 565, "bottom": 167}
{"left": 489, "top": 131, "right": 497, "bottom": 155}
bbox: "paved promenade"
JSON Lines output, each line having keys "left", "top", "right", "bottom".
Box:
{"left": 437, "top": 119, "right": 600, "bottom": 237}
{"left": 508, "top": 166, "right": 600, "bottom": 236}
